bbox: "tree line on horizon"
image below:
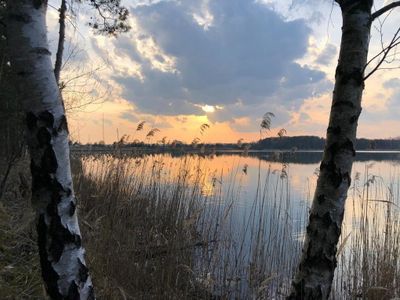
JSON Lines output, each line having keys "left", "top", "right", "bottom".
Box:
{"left": 75, "top": 135, "right": 400, "bottom": 151}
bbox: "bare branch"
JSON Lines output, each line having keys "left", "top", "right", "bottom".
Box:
{"left": 364, "top": 26, "right": 400, "bottom": 80}
{"left": 54, "top": 0, "right": 67, "bottom": 84}
{"left": 372, "top": 1, "right": 400, "bottom": 20}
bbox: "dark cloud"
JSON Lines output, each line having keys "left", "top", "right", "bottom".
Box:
{"left": 113, "top": 36, "right": 144, "bottom": 63}
{"left": 315, "top": 44, "right": 337, "bottom": 65}
{"left": 120, "top": 111, "right": 139, "bottom": 122}
{"left": 382, "top": 78, "right": 400, "bottom": 113}
{"left": 383, "top": 78, "right": 400, "bottom": 90}
{"left": 110, "top": 0, "right": 329, "bottom": 123}
{"left": 361, "top": 79, "right": 400, "bottom": 123}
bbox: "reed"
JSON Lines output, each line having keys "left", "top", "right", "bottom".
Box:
{"left": 1, "top": 153, "right": 400, "bottom": 299}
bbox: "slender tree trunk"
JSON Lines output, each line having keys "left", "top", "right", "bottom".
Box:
{"left": 289, "top": 1, "right": 372, "bottom": 299}
{"left": 54, "top": 0, "right": 66, "bottom": 84}
{"left": 6, "top": 1, "right": 95, "bottom": 298}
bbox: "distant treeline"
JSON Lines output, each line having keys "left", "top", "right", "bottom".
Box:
{"left": 73, "top": 135, "right": 400, "bottom": 152}
{"left": 254, "top": 136, "right": 400, "bottom": 150}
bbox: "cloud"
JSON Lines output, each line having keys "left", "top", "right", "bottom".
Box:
{"left": 120, "top": 111, "right": 139, "bottom": 122}
{"left": 106, "top": 0, "right": 329, "bottom": 127}
{"left": 315, "top": 44, "right": 337, "bottom": 65}
{"left": 383, "top": 78, "right": 400, "bottom": 89}
{"left": 359, "top": 79, "right": 400, "bottom": 125}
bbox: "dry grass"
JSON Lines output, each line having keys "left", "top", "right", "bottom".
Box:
{"left": 72, "top": 154, "right": 215, "bottom": 299}
{"left": 0, "top": 159, "right": 43, "bottom": 299}
{"left": 334, "top": 166, "right": 400, "bottom": 299}
{"left": 1, "top": 154, "right": 400, "bottom": 299}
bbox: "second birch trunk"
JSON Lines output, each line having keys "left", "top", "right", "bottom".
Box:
{"left": 289, "top": 1, "right": 373, "bottom": 298}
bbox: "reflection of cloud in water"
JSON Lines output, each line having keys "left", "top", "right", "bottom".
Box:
{"left": 81, "top": 152, "right": 400, "bottom": 297}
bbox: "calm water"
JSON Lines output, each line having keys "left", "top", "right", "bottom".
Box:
{"left": 132, "top": 151, "right": 400, "bottom": 232}
{"left": 81, "top": 150, "right": 400, "bottom": 298}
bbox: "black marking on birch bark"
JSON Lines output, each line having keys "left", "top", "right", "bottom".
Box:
{"left": 344, "top": 172, "right": 351, "bottom": 187}
{"left": 38, "top": 111, "right": 55, "bottom": 128}
{"left": 309, "top": 212, "right": 334, "bottom": 230}
{"left": 31, "top": 47, "right": 51, "bottom": 56}
{"left": 320, "top": 139, "right": 355, "bottom": 187}
{"left": 349, "top": 109, "right": 362, "bottom": 124}
{"left": 332, "top": 100, "right": 355, "bottom": 109}
{"left": 342, "top": 138, "right": 356, "bottom": 156}
{"left": 349, "top": 115, "right": 358, "bottom": 124}
{"left": 33, "top": 0, "right": 47, "bottom": 9}
{"left": 58, "top": 115, "right": 69, "bottom": 133}
{"left": 327, "top": 126, "right": 341, "bottom": 135}
{"left": 320, "top": 160, "right": 342, "bottom": 188}
{"left": 41, "top": 148, "right": 58, "bottom": 173}
{"left": 8, "top": 13, "right": 32, "bottom": 23}
{"left": 46, "top": 197, "right": 58, "bottom": 217}
{"left": 88, "top": 286, "right": 95, "bottom": 300}
{"left": 67, "top": 281, "right": 79, "bottom": 299}
{"left": 69, "top": 200, "right": 76, "bottom": 216}
{"left": 352, "top": 68, "right": 364, "bottom": 86}
{"left": 289, "top": 281, "right": 308, "bottom": 300}
{"left": 322, "top": 212, "right": 333, "bottom": 227}
{"left": 48, "top": 213, "right": 82, "bottom": 262}
{"left": 37, "top": 127, "right": 52, "bottom": 147}
{"left": 26, "top": 112, "right": 37, "bottom": 131}
{"left": 16, "top": 70, "right": 33, "bottom": 78}
{"left": 326, "top": 139, "right": 356, "bottom": 157}
{"left": 31, "top": 159, "right": 52, "bottom": 192}
{"left": 303, "top": 214, "right": 339, "bottom": 271}
{"left": 78, "top": 258, "right": 89, "bottom": 282}
{"left": 37, "top": 215, "right": 62, "bottom": 299}
{"left": 338, "top": 68, "right": 363, "bottom": 86}
{"left": 46, "top": 181, "right": 64, "bottom": 217}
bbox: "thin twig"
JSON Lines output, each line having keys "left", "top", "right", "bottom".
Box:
{"left": 364, "top": 27, "right": 400, "bottom": 80}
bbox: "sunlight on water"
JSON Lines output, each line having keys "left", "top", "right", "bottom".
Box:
{"left": 79, "top": 151, "right": 400, "bottom": 298}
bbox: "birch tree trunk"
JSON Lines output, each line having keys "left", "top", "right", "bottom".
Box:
{"left": 6, "top": 1, "right": 95, "bottom": 298}
{"left": 289, "top": 1, "right": 373, "bottom": 298}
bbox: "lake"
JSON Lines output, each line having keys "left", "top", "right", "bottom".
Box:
{"left": 79, "top": 150, "right": 400, "bottom": 298}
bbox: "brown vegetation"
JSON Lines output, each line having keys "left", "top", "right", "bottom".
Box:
{"left": 1, "top": 154, "right": 400, "bottom": 299}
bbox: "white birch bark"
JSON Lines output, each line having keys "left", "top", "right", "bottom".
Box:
{"left": 6, "top": 0, "right": 95, "bottom": 298}
{"left": 288, "top": 1, "right": 373, "bottom": 299}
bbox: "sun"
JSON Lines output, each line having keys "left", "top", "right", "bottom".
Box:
{"left": 201, "top": 105, "right": 216, "bottom": 113}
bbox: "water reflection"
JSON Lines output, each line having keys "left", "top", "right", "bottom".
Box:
{"left": 79, "top": 151, "right": 400, "bottom": 298}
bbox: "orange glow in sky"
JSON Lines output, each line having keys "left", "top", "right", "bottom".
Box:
{"left": 48, "top": 0, "right": 400, "bottom": 144}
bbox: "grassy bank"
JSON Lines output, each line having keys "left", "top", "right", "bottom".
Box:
{"left": 0, "top": 158, "right": 42, "bottom": 299}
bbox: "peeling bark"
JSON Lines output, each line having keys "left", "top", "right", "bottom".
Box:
{"left": 6, "top": 1, "right": 94, "bottom": 298}
{"left": 288, "top": 1, "right": 372, "bottom": 299}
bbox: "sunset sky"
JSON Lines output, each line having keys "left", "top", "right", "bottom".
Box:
{"left": 47, "top": 0, "right": 400, "bottom": 144}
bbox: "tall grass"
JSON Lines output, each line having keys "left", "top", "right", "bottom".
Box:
{"left": 334, "top": 164, "right": 400, "bottom": 299}
{"left": 1, "top": 153, "right": 400, "bottom": 299}
{"left": 72, "top": 153, "right": 307, "bottom": 299}
{"left": 0, "top": 158, "right": 42, "bottom": 299}
{"left": 73, "top": 154, "right": 214, "bottom": 299}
